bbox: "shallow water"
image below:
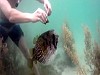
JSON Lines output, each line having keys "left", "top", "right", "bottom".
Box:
{"left": 0, "top": 0, "right": 100, "bottom": 75}
{"left": 18, "top": 0, "right": 100, "bottom": 75}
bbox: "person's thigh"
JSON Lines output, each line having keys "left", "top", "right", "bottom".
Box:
{"left": 8, "top": 25, "right": 24, "bottom": 46}
{"left": 0, "top": 25, "right": 8, "bottom": 43}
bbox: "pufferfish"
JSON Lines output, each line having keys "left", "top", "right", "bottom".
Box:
{"left": 31, "top": 29, "right": 59, "bottom": 64}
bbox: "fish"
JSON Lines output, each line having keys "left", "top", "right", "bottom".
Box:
{"left": 31, "top": 29, "right": 59, "bottom": 64}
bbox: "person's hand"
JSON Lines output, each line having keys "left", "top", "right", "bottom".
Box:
{"left": 32, "top": 8, "right": 48, "bottom": 24}
{"left": 43, "top": 0, "right": 52, "bottom": 16}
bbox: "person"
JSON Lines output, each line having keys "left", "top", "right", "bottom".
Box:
{"left": 0, "top": 0, "right": 52, "bottom": 70}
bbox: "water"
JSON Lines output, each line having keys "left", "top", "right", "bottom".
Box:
{"left": 18, "top": 0, "right": 100, "bottom": 75}
{"left": 1, "top": 0, "right": 100, "bottom": 75}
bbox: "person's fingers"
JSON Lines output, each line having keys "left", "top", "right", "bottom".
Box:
{"left": 42, "top": 12, "right": 48, "bottom": 23}
{"left": 40, "top": 13, "right": 46, "bottom": 23}
{"left": 44, "top": 4, "right": 48, "bottom": 14}
{"left": 47, "top": 5, "right": 52, "bottom": 16}
{"left": 37, "top": 13, "right": 44, "bottom": 24}
{"left": 48, "top": 8, "right": 52, "bottom": 16}
{"left": 44, "top": 3, "right": 52, "bottom": 16}
{"left": 33, "top": 8, "right": 48, "bottom": 24}
{"left": 37, "top": 9, "right": 47, "bottom": 23}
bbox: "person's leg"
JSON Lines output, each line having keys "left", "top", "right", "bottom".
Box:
{"left": 8, "top": 25, "right": 31, "bottom": 60}
{"left": 8, "top": 25, "right": 41, "bottom": 75}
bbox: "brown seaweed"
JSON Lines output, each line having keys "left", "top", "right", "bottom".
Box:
{"left": 84, "top": 24, "right": 100, "bottom": 75}
{"left": 62, "top": 23, "right": 79, "bottom": 65}
{"left": 62, "top": 22, "right": 87, "bottom": 75}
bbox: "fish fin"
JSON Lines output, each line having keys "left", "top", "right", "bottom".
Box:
{"left": 27, "top": 58, "right": 33, "bottom": 69}
{"left": 32, "top": 48, "right": 38, "bottom": 64}
{"left": 32, "top": 48, "right": 38, "bottom": 61}
{"left": 33, "top": 35, "right": 39, "bottom": 44}
{"left": 29, "top": 48, "right": 34, "bottom": 56}
{"left": 28, "top": 48, "right": 38, "bottom": 69}
{"left": 30, "top": 48, "right": 36, "bottom": 56}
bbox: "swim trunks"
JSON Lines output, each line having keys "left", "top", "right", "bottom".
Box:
{"left": 0, "top": 22, "right": 24, "bottom": 46}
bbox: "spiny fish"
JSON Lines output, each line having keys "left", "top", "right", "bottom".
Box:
{"left": 31, "top": 29, "right": 59, "bottom": 64}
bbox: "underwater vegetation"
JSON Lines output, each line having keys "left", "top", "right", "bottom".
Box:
{"left": 0, "top": 37, "right": 8, "bottom": 75}
{"left": 0, "top": 21, "right": 100, "bottom": 75}
{"left": 83, "top": 26, "right": 93, "bottom": 69}
{"left": 0, "top": 37, "right": 17, "bottom": 75}
{"left": 92, "top": 42, "right": 100, "bottom": 75}
{"left": 0, "top": 37, "right": 33, "bottom": 75}
{"left": 96, "top": 20, "right": 100, "bottom": 43}
{"left": 62, "top": 22, "right": 78, "bottom": 65}
{"left": 83, "top": 25, "right": 100, "bottom": 75}
{"left": 62, "top": 21, "right": 100, "bottom": 75}
{"left": 62, "top": 22, "right": 87, "bottom": 75}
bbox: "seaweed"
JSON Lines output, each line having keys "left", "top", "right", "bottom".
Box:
{"left": 83, "top": 24, "right": 100, "bottom": 75}
{"left": 62, "top": 22, "right": 78, "bottom": 65}
{"left": 96, "top": 20, "right": 100, "bottom": 43}
{"left": 62, "top": 22, "right": 87, "bottom": 75}
{"left": 0, "top": 37, "right": 34, "bottom": 75}
{"left": 83, "top": 26, "right": 94, "bottom": 70}
{"left": 92, "top": 42, "right": 100, "bottom": 75}
{"left": 33, "top": 35, "right": 39, "bottom": 45}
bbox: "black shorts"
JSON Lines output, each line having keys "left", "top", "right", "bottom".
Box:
{"left": 0, "top": 22, "right": 24, "bottom": 46}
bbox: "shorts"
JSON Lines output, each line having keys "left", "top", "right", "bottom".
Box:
{"left": 0, "top": 22, "right": 24, "bottom": 46}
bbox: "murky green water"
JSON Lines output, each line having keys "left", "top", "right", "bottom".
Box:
{"left": 1, "top": 0, "right": 100, "bottom": 75}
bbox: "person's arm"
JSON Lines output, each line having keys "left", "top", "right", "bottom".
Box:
{"left": 37, "top": 0, "right": 52, "bottom": 16}
{"left": 0, "top": 0, "right": 47, "bottom": 23}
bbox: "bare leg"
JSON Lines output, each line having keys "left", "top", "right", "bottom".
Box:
{"left": 18, "top": 36, "right": 40, "bottom": 75}
{"left": 32, "top": 62, "right": 40, "bottom": 75}
{"left": 18, "top": 36, "right": 31, "bottom": 60}
{"left": 8, "top": 25, "right": 40, "bottom": 75}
